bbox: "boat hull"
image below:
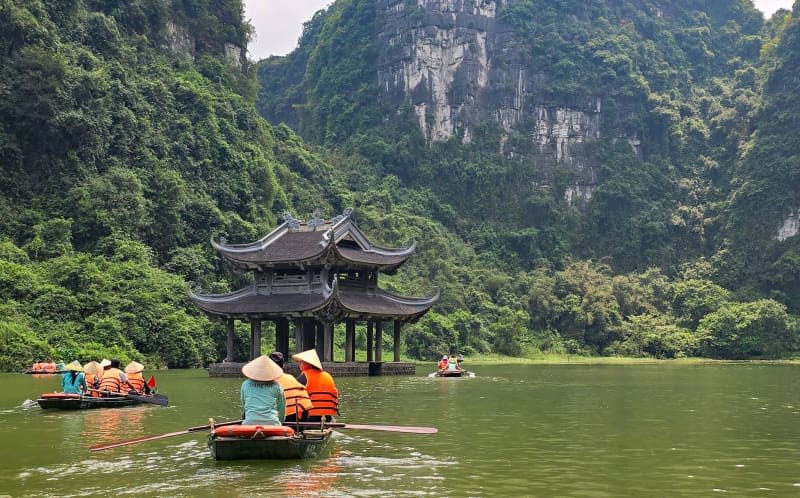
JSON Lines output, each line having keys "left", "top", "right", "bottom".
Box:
{"left": 436, "top": 370, "right": 464, "bottom": 377}
{"left": 209, "top": 428, "right": 334, "bottom": 460}
{"left": 36, "top": 393, "right": 168, "bottom": 409}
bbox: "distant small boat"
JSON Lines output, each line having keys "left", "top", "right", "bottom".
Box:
{"left": 36, "top": 392, "right": 168, "bottom": 409}
{"left": 208, "top": 424, "right": 334, "bottom": 460}
{"left": 24, "top": 370, "right": 66, "bottom": 375}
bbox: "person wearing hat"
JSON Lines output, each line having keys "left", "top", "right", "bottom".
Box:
{"left": 240, "top": 355, "right": 286, "bottom": 426}
{"left": 123, "top": 361, "right": 150, "bottom": 395}
{"left": 269, "top": 352, "right": 313, "bottom": 424}
{"left": 438, "top": 355, "right": 449, "bottom": 371}
{"left": 61, "top": 361, "right": 87, "bottom": 394}
{"left": 98, "top": 359, "right": 128, "bottom": 395}
{"left": 83, "top": 361, "right": 102, "bottom": 396}
{"left": 291, "top": 349, "right": 339, "bottom": 422}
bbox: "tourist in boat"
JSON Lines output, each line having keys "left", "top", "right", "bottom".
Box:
{"left": 269, "top": 351, "right": 313, "bottom": 423}
{"left": 447, "top": 355, "right": 460, "bottom": 371}
{"left": 61, "top": 361, "right": 87, "bottom": 394}
{"left": 98, "top": 359, "right": 128, "bottom": 395}
{"left": 123, "top": 361, "right": 150, "bottom": 395}
{"left": 438, "top": 355, "right": 449, "bottom": 371}
{"left": 292, "top": 349, "right": 339, "bottom": 422}
{"left": 240, "top": 355, "right": 285, "bottom": 426}
{"left": 83, "top": 361, "right": 102, "bottom": 396}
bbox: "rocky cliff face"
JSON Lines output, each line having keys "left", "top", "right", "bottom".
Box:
{"left": 375, "top": 0, "right": 629, "bottom": 204}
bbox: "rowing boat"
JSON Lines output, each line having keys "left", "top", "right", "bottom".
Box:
{"left": 435, "top": 369, "right": 464, "bottom": 377}
{"left": 208, "top": 424, "right": 334, "bottom": 460}
{"left": 36, "top": 392, "right": 169, "bottom": 409}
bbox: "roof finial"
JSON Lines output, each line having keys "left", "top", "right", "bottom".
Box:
{"left": 282, "top": 211, "right": 300, "bottom": 230}
{"left": 309, "top": 209, "right": 325, "bottom": 230}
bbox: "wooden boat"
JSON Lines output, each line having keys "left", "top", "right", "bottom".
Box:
{"left": 208, "top": 424, "right": 334, "bottom": 460}
{"left": 24, "top": 370, "right": 67, "bottom": 375}
{"left": 435, "top": 369, "right": 464, "bottom": 377}
{"left": 36, "top": 392, "right": 168, "bottom": 409}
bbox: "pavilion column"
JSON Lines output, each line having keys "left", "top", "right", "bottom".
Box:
{"left": 315, "top": 320, "right": 325, "bottom": 361}
{"left": 250, "top": 320, "right": 261, "bottom": 360}
{"left": 303, "top": 318, "right": 316, "bottom": 351}
{"left": 366, "top": 320, "right": 374, "bottom": 362}
{"left": 345, "top": 319, "right": 355, "bottom": 362}
{"left": 323, "top": 321, "right": 333, "bottom": 362}
{"left": 294, "top": 318, "right": 303, "bottom": 353}
{"left": 225, "top": 319, "right": 235, "bottom": 362}
{"left": 276, "top": 318, "right": 290, "bottom": 359}
{"left": 375, "top": 320, "right": 383, "bottom": 362}
{"left": 393, "top": 320, "right": 402, "bottom": 362}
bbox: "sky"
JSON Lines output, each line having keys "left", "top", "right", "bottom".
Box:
{"left": 243, "top": 0, "right": 795, "bottom": 60}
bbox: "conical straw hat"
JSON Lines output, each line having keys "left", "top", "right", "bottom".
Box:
{"left": 124, "top": 361, "right": 144, "bottom": 374}
{"left": 241, "top": 355, "right": 283, "bottom": 382}
{"left": 99, "top": 359, "right": 111, "bottom": 368}
{"left": 291, "top": 349, "right": 322, "bottom": 370}
{"left": 65, "top": 360, "right": 83, "bottom": 372}
{"left": 83, "top": 361, "right": 102, "bottom": 377}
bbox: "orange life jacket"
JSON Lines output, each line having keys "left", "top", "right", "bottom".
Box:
{"left": 302, "top": 368, "right": 339, "bottom": 416}
{"left": 44, "top": 362, "right": 56, "bottom": 373}
{"left": 126, "top": 372, "right": 145, "bottom": 393}
{"left": 84, "top": 373, "right": 100, "bottom": 397}
{"left": 438, "top": 359, "right": 448, "bottom": 370}
{"left": 32, "top": 362, "right": 43, "bottom": 372}
{"left": 99, "top": 368, "right": 124, "bottom": 394}
{"left": 276, "top": 373, "right": 313, "bottom": 418}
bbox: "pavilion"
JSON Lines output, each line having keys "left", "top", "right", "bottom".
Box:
{"left": 190, "top": 208, "right": 438, "bottom": 376}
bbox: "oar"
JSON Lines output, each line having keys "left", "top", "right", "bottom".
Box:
{"left": 286, "top": 421, "right": 438, "bottom": 434}
{"left": 87, "top": 389, "right": 168, "bottom": 406}
{"left": 89, "top": 419, "right": 242, "bottom": 452}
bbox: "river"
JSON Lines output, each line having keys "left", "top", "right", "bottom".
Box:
{"left": 1, "top": 363, "right": 799, "bottom": 497}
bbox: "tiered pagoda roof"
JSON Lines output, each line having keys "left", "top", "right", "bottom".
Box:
{"left": 190, "top": 209, "right": 437, "bottom": 323}
{"left": 210, "top": 209, "right": 416, "bottom": 273}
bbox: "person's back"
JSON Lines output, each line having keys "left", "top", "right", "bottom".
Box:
{"left": 99, "top": 359, "right": 127, "bottom": 394}
{"left": 240, "top": 355, "right": 285, "bottom": 426}
{"left": 123, "top": 361, "right": 148, "bottom": 394}
{"left": 293, "top": 349, "right": 339, "bottom": 421}
{"left": 61, "top": 361, "right": 86, "bottom": 394}
{"left": 269, "top": 352, "right": 313, "bottom": 422}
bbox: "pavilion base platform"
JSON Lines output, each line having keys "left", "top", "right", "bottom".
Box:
{"left": 208, "top": 361, "right": 415, "bottom": 377}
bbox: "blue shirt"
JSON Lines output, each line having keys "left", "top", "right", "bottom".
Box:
{"left": 62, "top": 371, "right": 86, "bottom": 394}
{"left": 240, "top": 379, "right": 285, "bottom": 426}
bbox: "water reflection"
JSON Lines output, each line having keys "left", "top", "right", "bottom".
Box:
{"left": 3, "top": 365, "right": 800, "bottom": 497}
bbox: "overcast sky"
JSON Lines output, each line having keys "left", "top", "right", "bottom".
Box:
{"left": 243, "top": 0, "right": 795, "bottom": 60}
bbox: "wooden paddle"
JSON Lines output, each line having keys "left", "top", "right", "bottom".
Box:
{"left": 87, "top": 389, "right": 168, "bottom": 406}
{"left": 89, "top": 419, "right": 242, "bottom": 452}
{"left": 286, "top": 421, "right": 438, "bottom": 434}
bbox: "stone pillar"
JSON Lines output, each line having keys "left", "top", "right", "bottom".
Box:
{"left": 294, "top": 318, "right": 303, "bottom": 353}
{"left": 277, "top": 318, "right": 290, "bottom": 359}
{"left": 366, "top": 320, "right": 373, "bottom": 362}
{"left": 345, "top": 319, "right": 355, "bottom": 362}
{"left": 303, "top": 318, "right": 316, "bottom": 351}
{"left": 315, "top": 320, "right": 324, "bottom": 361}
{"left": 323, "top": 321, "right": 333, "bottom": 362}
{"left": 393, "top": 320, "right": 402, "bottom": 362}
{"left": 251, "top": 320, "right": 261, "bottom": 360}
{"left": 375, "top": 320, "right": 383, "bottom": 362}
{"left": 225, "top": 319, "right": 235, "bottom": 362}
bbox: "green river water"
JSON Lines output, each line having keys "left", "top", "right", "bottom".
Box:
{"left": 1, "top": 363, "right": 799, "bottom": 497}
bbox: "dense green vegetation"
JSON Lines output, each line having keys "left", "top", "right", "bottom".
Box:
{"left": 1, "top": 0, "right": 799, "bottom": 370}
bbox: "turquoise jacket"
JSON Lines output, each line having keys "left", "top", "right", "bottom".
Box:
{"left": 61, "top": 371, "right": 87, "bottom": 394}
{"left": 240, "top": 379, "right": 285, "bottom": 425}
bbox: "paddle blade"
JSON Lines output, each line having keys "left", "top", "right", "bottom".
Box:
{"left": 342, "top": 423, "right": 438, "bottom": 434}
{"left": 126, "top": 392, "right": 168, "bottom": 406}
{"left": 146, "top": 375, "right": 156, "bottom": 389}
